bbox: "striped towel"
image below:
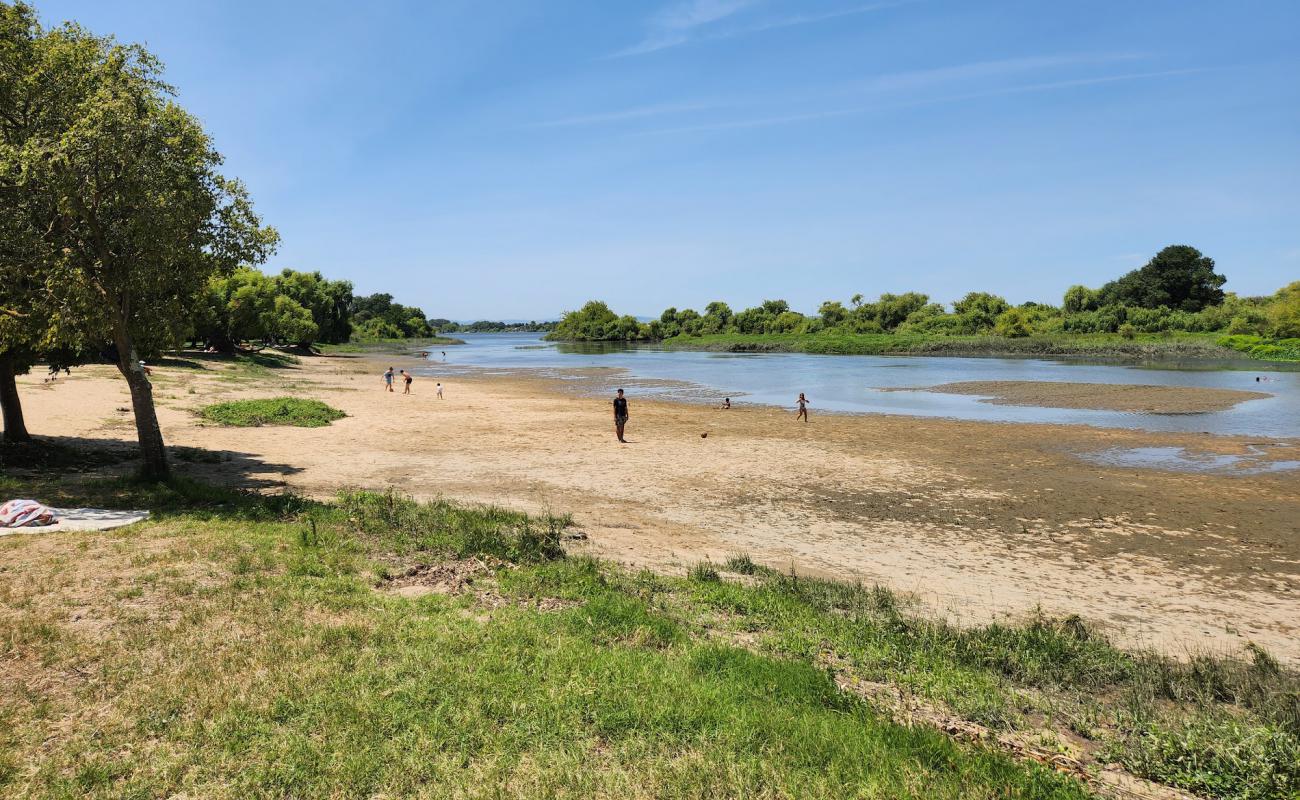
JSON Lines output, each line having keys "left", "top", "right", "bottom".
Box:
{"left": 0, "top": 499, "right": 59, "bottom": 528}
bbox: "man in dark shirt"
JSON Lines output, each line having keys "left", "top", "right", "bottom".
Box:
{"left": 613, "top": 388, "right": 629, "bottom": 443}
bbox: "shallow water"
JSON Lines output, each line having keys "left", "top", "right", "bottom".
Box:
{"left": 418, "top": 333, "right": 1300, "bottom": 440}
{"left": 1078, "top": 445, "right": 1300, "bottom": 474}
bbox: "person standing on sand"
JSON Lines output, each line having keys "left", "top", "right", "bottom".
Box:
{"left": 383, "top": 367, "right": 395, "bottom": 392}
{"left": 436, "top": 382, "right": 443, "bottom": 399}
{"left": 613, "top": 388, "right": 629, "bottom": 443}
{"left": 401, "top": 370, "right": 413, "bottom": 394}
{"left": 796, "top": 392, "right": 809, "bottom": 422}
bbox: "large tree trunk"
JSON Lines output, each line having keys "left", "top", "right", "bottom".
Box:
{"left": 112, "top": 319, "right": 169, "bottom": 480}
{"left": 0, "top": 353, "right": 31, "bottom": 444}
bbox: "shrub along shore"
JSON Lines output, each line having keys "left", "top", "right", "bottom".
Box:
{"left": 2, "top": 472, "right": 1297, "bottom": 799}
{"left": 658, "top": 330, "right": 1279, "bottom": 360}
{"left": 546, "top": 246, "right": 1300, "bottom": 362}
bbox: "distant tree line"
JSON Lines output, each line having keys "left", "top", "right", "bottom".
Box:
{"left": 436, "top": 320, "right": 557, "bottom": 334}
{"left": 549, "top": 246, "right": 1300, "bottom": 343}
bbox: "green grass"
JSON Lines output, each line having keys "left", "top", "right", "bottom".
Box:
{"left": 659, "top": 331, "right": 1251, "bottom": 360}
{"left": 0, "top": 478, "right": 1089, "bottom": 800}
{"left": 199, "top": 397, "right": 346, "bottom": 428}
{"left": 2, "top": 474, "right": 1297, "bottom": 798}
{"left": 1217, "top": 334, "right": 1300, "bottom": 362}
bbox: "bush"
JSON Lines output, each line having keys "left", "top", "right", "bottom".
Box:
{"left": 994, "top": 308, "right": 1032, "bottom": 338}
{"left": 200, "top": 398, "right": 346, "bottom": 427}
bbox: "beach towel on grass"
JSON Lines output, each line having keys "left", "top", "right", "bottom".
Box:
{"left": 0, "top": 499, "right": 59, "bottom": 528}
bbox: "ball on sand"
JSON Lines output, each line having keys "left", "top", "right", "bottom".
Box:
{"left": 700, "top": 432, "right": 708, "bottom": 438}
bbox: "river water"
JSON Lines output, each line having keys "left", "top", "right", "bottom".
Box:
{"left": 419, "top": 333, "right": 1300, "bottom": 440}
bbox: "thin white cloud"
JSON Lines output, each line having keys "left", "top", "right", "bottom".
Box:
{"left": 534, "top": 54, "right": 1155, "bottom": 132}
{"left": 629, "top": 67, "right": 1206, "bottom": 137}
{"left": 845, "top": 52, "right": 1147, "bottom": 94}
{"left": 528, "top": 102, "right": 717, "bottom": 129}
{"left": 714, "top": 1, "right": 914, "bottom": 39}
{"left": 615, "top": 0, "right": 757, "bottom": 57}
{"left": 612, "top": 0, "right": 911, "bottom": 58}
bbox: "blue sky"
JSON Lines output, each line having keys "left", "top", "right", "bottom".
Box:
{"left": 35, "top": 0, "right": 1300, "bottom": 319}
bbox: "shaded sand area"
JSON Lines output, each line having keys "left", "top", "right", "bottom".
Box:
{"left": 927, "top": 380, "right": 1270, "bottom": 413}
{"left": 13, "top": 354, "right": 1300, "bottom": 662}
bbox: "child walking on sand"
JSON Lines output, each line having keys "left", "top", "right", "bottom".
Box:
{"left": 436, "top": 382, "right": 443, "bottom": 399}
{"left": 795, "top": 392, "right": 809, "bottom": 422}
{"left": 383, "top": 367, "right": 395, "bottom": 392}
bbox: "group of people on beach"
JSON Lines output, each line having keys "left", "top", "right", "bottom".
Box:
{"left": 383, "top": 366, "right": 442, "bottom": 399}
{"left": 379, "top": 365, "right": 807, "bottom": 444}
{"left": 610, "top": 389, "right": 810, "bottom": 444}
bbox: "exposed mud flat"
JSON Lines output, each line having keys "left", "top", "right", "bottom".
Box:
{"left": 925, "top": 380, "right": 1271, "bottom": 413}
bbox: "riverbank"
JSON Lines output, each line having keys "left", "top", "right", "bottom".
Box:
{"left": 8, "top": 352, "right": 1299, "bottom": 662}
{"left": 654, "top": 331, "right": 1298, "bottom": 361}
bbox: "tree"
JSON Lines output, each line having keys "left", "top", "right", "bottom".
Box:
{"left": 548, "top": 300, "right": 620, "bottom": 340}
{"left": 1098, "top": 245, "right": 1225, "bottom": 312}
{"left": 1062, "top": 285, "right": 1098, "bottom": 314}
{"left": 1269, "top": 281, "right": 1300, "bottom": 339}
{"left": 274, "top": 269, "right": 353, "bottom": 344}
{"left": 701, "top": 301, "right": 732, "bottom": 333}
{"left": 818, "top": 300, "right": 847, "bottom": 327}
{"left": 0, "top": 2, "right": 50, "bottom": 443}
{"left": 952, "top": 292, "right": 1010, "bottom": 333}
{"left": 28, "top": 22, "right": 276, "bottom": 478}
{"left": 264, "top": 295, "right": 318, "bottom": 345}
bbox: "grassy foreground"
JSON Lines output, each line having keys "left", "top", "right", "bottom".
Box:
{"left": 199, "top": 397, "right": 347, "bottom": 428}
{"left": 2, "top": 474, "right": 1297, "bottom": 799}
{"left": 658, "top": 331, "right": 1298, "bottom": 362}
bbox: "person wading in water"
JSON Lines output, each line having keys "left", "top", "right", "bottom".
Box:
{"left": 613, "top": 388, "right": 629, "bottom": 443}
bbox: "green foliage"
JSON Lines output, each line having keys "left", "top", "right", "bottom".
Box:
{"left": 1268, "top": 282, "right": 1300, "bottom": 339}
{"left": 1109, "top": 717, "right": 1300, "bottom": 799}
{"left": 547, "top": 300, "right": 645, "bottom": 341}
{"left": 547, "top": 246, "right": 1290, "bottom": 354}
{"left": 688, "top": 561, "right": 721, "bottom": 582}
{"left": 351, "top": 293, "right": 435, "bottom": 339}
{"left": 995, "top": 308, "right": 1033, "bottom": 338}
{"left": 1062, "top": 285, "right": 1099, "bottom": 314}
{"left": 200, "top": 398, "right": 346, "bottom": 428}
{"left": 724, "top": 553, "right": 760, "bottom": 575}
{"left": 337, "top": 488, "right": 567, "bottom": 562}
{"left": 1217, "top": 335, "right": 1300, "bottom": 362}
{"left": 437, "top": 319, "right": 556, "bottom": 333}
{"left": 1099, "top": 245, "right": 1226, "bottom": 312}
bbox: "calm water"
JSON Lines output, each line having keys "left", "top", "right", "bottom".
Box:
{"left": 418, "top": 333, "right": 1300, "bottom": 440}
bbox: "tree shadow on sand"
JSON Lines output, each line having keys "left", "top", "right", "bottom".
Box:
{"left": 1, "top": 435, "right": 315, "bottom": 521}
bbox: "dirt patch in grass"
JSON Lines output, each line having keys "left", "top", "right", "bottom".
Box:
{"left": 926, "top": 381, "right": 1270, "bottom": 413}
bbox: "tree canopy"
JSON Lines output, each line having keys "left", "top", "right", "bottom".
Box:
{"left": 1098, "top": 245, "right": 1226, "bottom": 312}
{"left": 2, "top": 5, "right": 276, "bottom": 475}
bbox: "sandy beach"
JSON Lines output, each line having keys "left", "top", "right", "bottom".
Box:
{"left": 14, "top": 352, "right": 1300, "bottom": 662}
